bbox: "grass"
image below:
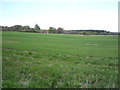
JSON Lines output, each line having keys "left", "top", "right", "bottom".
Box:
{"left": 2, "top": 31, "right": 119, "bottom": 88}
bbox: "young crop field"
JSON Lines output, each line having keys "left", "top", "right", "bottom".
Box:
{"left": 2, "top": 31, "right": 119, "bottom": 88}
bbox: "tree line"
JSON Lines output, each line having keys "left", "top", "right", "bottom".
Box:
{"left": 0, "top": 24, "right": 64, "bottom": 34}
{"left": 0, "top": 24, "right": 119, "bottom": 35}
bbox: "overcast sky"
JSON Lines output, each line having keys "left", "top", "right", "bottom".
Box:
{"left": 0, "top": 0, "right": 119, "bottom": 32}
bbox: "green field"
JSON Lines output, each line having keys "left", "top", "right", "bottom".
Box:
{"left": 2, "top": 31, "right": 119, "bottom": 88}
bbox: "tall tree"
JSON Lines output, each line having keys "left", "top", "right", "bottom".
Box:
{"left": 23, "top": 26, "right": 30, "bottom": 31}
{"left": 48, "top": 27, "right": 56, "bottom": 33}
{"left": 57, "top": 27, "right": 64, "bottom": 34}
{"left": 13, "top": 25, "right": 23, "bottom": 31}
{"left": 34, "top": 24, "right": 41, "bottom": 33}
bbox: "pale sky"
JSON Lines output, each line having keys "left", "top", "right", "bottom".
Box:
{"left": 0, "top": 0, "right": 119, "bottom": 32}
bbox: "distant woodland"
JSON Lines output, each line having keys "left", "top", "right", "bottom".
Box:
{"left": 0, "top": 24, "right": 119, "bottom": 35}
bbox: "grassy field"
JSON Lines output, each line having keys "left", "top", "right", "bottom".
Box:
{"left": 2, "top": 31, "right": 119, "bottom": 88}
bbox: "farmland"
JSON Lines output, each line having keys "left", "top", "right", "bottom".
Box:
{"left": 2, "top": 31, "right": 119, "bottom": 88}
